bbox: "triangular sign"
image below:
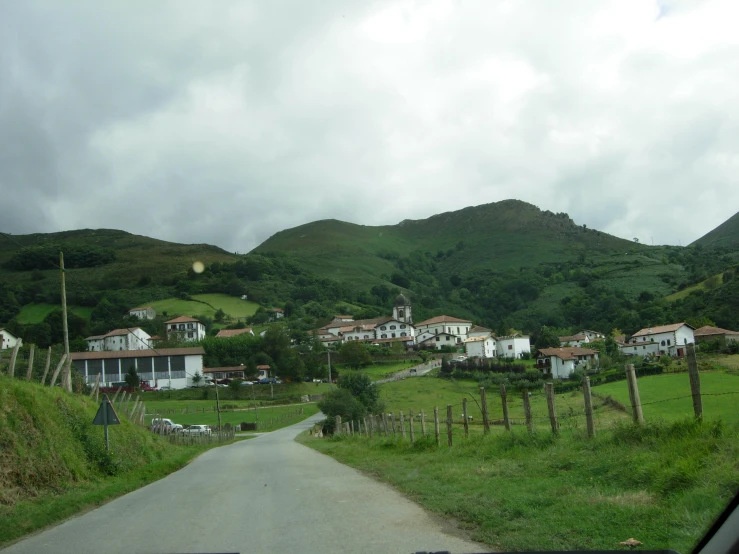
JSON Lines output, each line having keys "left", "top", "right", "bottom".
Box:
{"left": 92, "top": 395, "right": 120, "bottom": 425}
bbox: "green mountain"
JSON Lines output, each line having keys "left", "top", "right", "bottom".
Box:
{"left": 691, "top": 210, "right": 739, "bottom": 250}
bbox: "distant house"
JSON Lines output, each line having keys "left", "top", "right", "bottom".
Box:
{"left": 256, "top": 365, "right": 270, "bottom": 379}
{"left": 468, "top": 326, "right": 493, "bottom": 338}
{"left": 418, "top": 332, "right": 459, "bottom": 350}
{"left": 619, "top": 339, "right": 660, "bottom": 357}
{"left": 415, "top": 315, "right": 472, "bottom": 344}
{"left": 694, "top": 325, "right": 739, "bottom": 344}
{"left": 70, "top": 347, "right": 205, "bottom": 389}
{"left": 577, "top": 330, "right": 605, "bottom": 341}
{"left": 464, "top": 334, "right": 497, "bottom": 358}
{"left": 129, "top": 306, "right": 156, "bottom": 320}
{"left": 496, "top": 334, "right": 531, "bottom": 359}
{"left": 165, "top": 316, "right": 206, "bottom": 342}
{"left": 85, "top": 328, "right": 151, "bottom": 352}
{"left": 332, "top": 315, "right": 354, "bottom": 322}
{"left": 559, "top": 334, "right": 590, "bottom": 347}
{"left": 270, "top": 308, "right": 284, "bottom": 320}
{"left": 626, "top": 323, "right": 695, "bottom": 357}
{"left": 203, "top": 366, "right": 246, "bottom": 381}
{"left": 215, "top": 328, "right": 255, "bottom": 338}
{"left": 0, "top": 328, "right": 22, "bottom": 350}
{"left": 536, "top": 347, "right": 599, "bottom": 379}
{"left": 374, "top": 317, "right": 414, "bottom": 341}
{"left": 371, "top": 336, "right": 415, "bottom": 349}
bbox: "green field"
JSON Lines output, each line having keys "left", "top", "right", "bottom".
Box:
{"left": 147, "top": 293, "right": 260, "bottom": 320}
{"left": 346, "top": 360, "right": 420, "bottom": 381}
{"left": 666, "top": 272, "right": 724, "bottom": 301}
{"left": 16, "top": 303, "right": 94, "bottom": 324}
{"left": 594, "top": 371, "right": 739, "bottom": 424}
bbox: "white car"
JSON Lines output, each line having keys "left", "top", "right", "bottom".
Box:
{"left": 240, "top": 381, "right": 255, "bottom": 386}
{"left": 151, "top": 418, "right": 183, "bottom": 434}
{"left": 183, "top": 425, "right": 212, "bottom": 436}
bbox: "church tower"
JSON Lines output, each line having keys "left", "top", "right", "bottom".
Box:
{"left": 392, "top": 293, "right": 412, "bottom": 324}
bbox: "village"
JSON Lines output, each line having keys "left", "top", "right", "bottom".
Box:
{"left": 4, "top": 293, "right": 737, "bottom": 391}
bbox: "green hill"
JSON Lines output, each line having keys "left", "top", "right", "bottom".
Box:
{"left": 691, "top": 210, "right": 739, "bottom": 250}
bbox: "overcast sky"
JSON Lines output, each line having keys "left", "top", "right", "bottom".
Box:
{"left": 1, "top": 0, "right": 737, "bottom": 252}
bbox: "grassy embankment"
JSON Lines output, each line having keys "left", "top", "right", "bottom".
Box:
{"left": 0, "top": 376, "right": 242, "bottom": 547}
{"left": 302, "top": 370, "right": 739, "bottom": 552}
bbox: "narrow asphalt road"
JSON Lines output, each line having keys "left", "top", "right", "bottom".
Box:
{"left": 3, "top": 413, "right": 486, "bottom": 554}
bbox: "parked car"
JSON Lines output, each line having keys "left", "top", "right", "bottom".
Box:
{"left": 240, "top": 381, "right": 255, "bottom": 386}
{"left": 183, "top": 425, "right": 211, "bottom": 436}
{"left": 150, "top": 418, "right": 183, "bottom": 434}
{"left": 159, "top": 386, "right": 174, "bottom": 391}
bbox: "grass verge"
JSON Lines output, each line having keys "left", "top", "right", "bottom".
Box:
{"left": 301, "top": 419, "right": 739, "bottom": 553}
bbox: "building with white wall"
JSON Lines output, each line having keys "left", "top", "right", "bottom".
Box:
{"left": 85, "top": 328, "right": 152, "bottom": 352}
{"left": 0, "top": 328, "right": 22, "bottom": 350}
{"left": 496, "top": 334, "right": 531, "bottom": 359}
{"left": 70, "top": 347, "right": 205, "bottom": 389}
{"left": 129, "top": 306, "right": 156, "bottom": 320}
{"left": 627, "top": 323, "right": 695, "bottom": 357}
{"left": 165, "top": 316, "right": 206, "bottom": 342}
{"left": 414, "top": 315, "right": 472, "bottom": 345}
{"left": 619, "top": 340, "right": 660, "bottom": 357}
{"left": 559, "top": 334, "right": 590, "bottom": 347}
{"left": 392, "top": 294, "right": 413, "bottom": 324}
{"left": 468, "top": 326, "right": 493, "bottom": 338}
{"left": 693, "top": 325, "right": 739, "bottom": 345}
{"left": 418, "top": 332, "right": 459, "bottom": 350}
{"left": 577, "top": 330, "right": 605, "bottom": 341}
{"left": 464, "top": 334, "right": 497, "bottom": 358}
{"left": 536, "top": 347, "right": 599, "bottom": 379}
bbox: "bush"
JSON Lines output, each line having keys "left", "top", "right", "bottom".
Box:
{"left": 318, "top": 389, "right": 367, "bottom": 433}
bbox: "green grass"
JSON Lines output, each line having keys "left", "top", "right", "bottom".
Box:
{"left": 0, "top": 375, "right": 241, "bottom": 547}
{"left": 145, "top": 401, "right": 319, "bottom": 432}
{"left": 666, "top": 273, "right": 724, "bottom": 301}
{"left": 16, "top": 303, "right": 94, "bottom": 324}
{"left": 345, "top": 360, "right": 420, "bottom": 381}
{"left": 302, "top": 419, "right": 739, "bottom": 552}
{"left": 191, "top": 293, "right": 260, "bottom": 318}
{"left": 594, "top": 371, "right": 739, "bottom": 424}
{"left": 145, "top": 294, "right": 260, "bottom": 321}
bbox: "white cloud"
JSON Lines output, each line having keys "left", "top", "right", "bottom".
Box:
{"left": 1, "top": 0, "right": 738, "bottom": 250}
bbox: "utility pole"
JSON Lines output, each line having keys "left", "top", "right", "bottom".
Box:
{"left": 60, "top": 252, "right": 71, "bottom": 392}
{"left": 251, "top": 382, "right": 258, "bottom": 421}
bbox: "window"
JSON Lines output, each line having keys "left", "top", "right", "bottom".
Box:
{"left": 380, "top": 326, "right": 386, "bottom": 331}
{"left": 508, "top": 345, "right": 513, "bottom": 350}
{"left": 381, "top": 334, "right": 387, "bottom": 339}
{"left": 179, "top": 324, "right": 185, "bottom": 330}
{"left": 390, "top": 325, "right": 396, "bottom": 330}
{"left": 435, "top": 337, "right": 440, "bottom": 342}
{"left": 661, "top": 340, "right": 666, "bottom": 346}
{"left": 457, "top": 327, "right": 460, "bottom": 333}
{"left": 392, "top": 333, "right": 396, "bottom": 338}
{"left": 400, "top": 324, "right": 406, "bottom": 329}
{"left": 187, "top": 332, "right": 193, "bottom": 338}
{"left": 187, "top": 323, "right": 193, "bottom": 329}
{"left": 643, "top": 346, "right": 646, "bottom": 350}
{"left": 667, "top": 339, "right": 671, "bottom": 346}
{"left": 364, "top": 335, "right": 368, "bottom": 339}
{"left": 445, "top": 336, "right": 450, "bottom": 341}
{"left": 684, "top": 338, "right": 688, "bottom": 344}
{"left": 400, "top": 332, "right": 407, "bottom": 337}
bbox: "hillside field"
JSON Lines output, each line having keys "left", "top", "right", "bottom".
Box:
{"left": 16, "top": 303, "right": 94, "bottom": 324}
{"left": 147, "top": 293, "right": 260, "bottom": 321}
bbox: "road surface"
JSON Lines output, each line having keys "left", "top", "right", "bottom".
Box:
{"left": 3, "top": 413, "right": 486, "bottom": 554}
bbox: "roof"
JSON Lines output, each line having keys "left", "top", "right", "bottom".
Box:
{"left": 694, "top": 325, "right": 739, "bottom": 337}
{"left": 130, "top": 306, "right": 153, "bottom": 311}
{"left": 469, "top": 326, "right": 492, "bottom": 334}
{"left": 256, "top": 364, "right": 270, "bottom": 370}
{"left": 0, "top": 328, "right": 19, "bottom": 338}
{"left": 333, "top": 315, "right": 353, "bottom": 319}
{"left": 416, "top": 315, "right": 472, "bottom": 326}
{"left": 215, "top": 328, "right": 254, "bottom": 338}
{"left": 272, "top": 307, "right": 284, "bottom": 312}
{"left": 165, "top": 316, "right": 201, "bottom": 324}
{"left": 105, "top": 328, "right": 143, "bottom": 337}
{"left": 394, "top": 293, "right": 410, "bottom": 306}
{"left": 464, "top": 336, "right": 487, "bottom": 343}
{"left": 632, "top": 323, "right": 694, "bottom": 337}
{"left": 622, "top": 340, "right": 658, "bottom": 346}
{"left": 203, "top": 366, "right": 246, "bottom": 374}
{"left": 559, "top": 334, "right": 586, "bottom": 342}
{"left": 418, "top": 332, "right": 457, "bottom": 343}
{"left": 371, "top": 337, "right": 414, "bottom": 344}
{"left": 578, "top": 329, "right": 604, "bottom": 335}
{"left": 85, "top": 335, "right": 106, "bottom": 341}
{"left": 70, "top": 347, "right": 205, "bottom": 360}
{"left": 614, "top": 335, "right": 626, "bottom": 344}
{"left": 536, "top": 347, "right": 598, "bottom": 361}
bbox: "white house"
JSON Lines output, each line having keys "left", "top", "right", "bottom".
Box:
{"left": 342, "top": 323, "right": 377, "bottom": 342}
{"left": 332, "top": 315, "right": 354, "bottom": 323}
{"left": 215, "top": 328, "right": 255, "bottom": 338}
{"left": 129, "top": 306, "right": 156, "bottom": 320}
{"left": 536, "top": 347, "right": 599, "bottom": 379}
{"left": 577, "top": 330, "right": 605, "bottom": 341}
{"left": 559, "top": 334, "right": 590, "bottom": 347}
{"left": 374, "top": 317, "right": 414, "bottom": 340}
{"left": 464, "top": 334, "right": 497, "bottom": 358}
{"left": 627, "top": 323, "right": 695, "bottom": 357}
{"left": 271, "top": 308, "right": 284, "bottom": 320}
{"left": 85, "top": 328, "right": 151, "bottom": 352}
{"left": 694, "top": 325, "right": 739, "bottom": 344}
{"left": 496, "top": 334, "right": 531, "bottom": 359}
{"left": 85, "top": 335, "right": 105, "bottom": 352}
{"left": 619, "top": 340, "right": 661, "bottom": 357}
{"left": 165, "top": 316, "right": 206, "bottom": 342}
{"left": 415, "top": 315, "right": 472, "bottom": 344}
{"left": 418, "top": 332, "right": 459, "bottom": 350}
{"left": 70, "top": 347, "right": 205, "bottom": 389}
{"left": 0, "top": 328, "right": 22, "bottom": 350}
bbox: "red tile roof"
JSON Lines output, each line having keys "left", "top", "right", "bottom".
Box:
{"left": 416, "top": 315, "right": 472, "bottom": 326}
{"left": 559, "top": 334, "right": 587, "bottom": 342}
{"left": 256, "top": 364, "right": 270, "bottom": 370}
{"left": 215, "top": 328, "right": 254, "bottom": 338}
{"left": 694, "top": 325, "right": 739, "bottom": 337}
{"left": 536, "top": 347, "right": 598, "bottom": 361}
{"left": 469, "top": 326, "right": 492, "bottom": 334}
{"left": 70, "top": 347, "right": 205, "bottom": 360}
{"left": 104, "top": 328, "right": 143, "bottom": 337}
{"left": 632, "top": 323, "right": 694, "bottom": 337}
{"left": 165, "top": 316, "right": 201, "bottom": 324}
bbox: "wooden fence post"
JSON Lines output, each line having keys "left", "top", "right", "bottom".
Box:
{"left": 382, "top": 413, "right": 389, "bottom": 437}
{"left": 583, "top": 377, "right": 595, "bottom": 438}
{"left": 433, "top": 406, "right": 440, "bottom": 446}
{"left": 462, "top": 398, "right": 469, "bottom": 438}
{"left": 446, "top": 405, "right": 453, "bottom": 447}
{"left": 25, "top": 344, "right": 35, "bottom": 381}
{"left": 624, "top": 364, "right": 644, "bottom": 424}
{"left": 545, "top": 383, "right": 558, "bottom": 435}
{"left": 390, "top": 413, "right": 397, "bottom": 438}
{"left": 686, "top": 343, "right": 703, "bottom": 419}
{"left": 522, "top": 390, "right": 533, "bottom": 433}
{"left": 112, "top": 386, "right": 122, "bottom": 406}
{"left": 335, "top": 415, "right": 342, "bottom": 435}
{"left": 500, "top": 383, "right": 511, "bottom": 431}
{"left": 90, "top": 374, "right": 101, "bottom": 398}
{"left": 480, "top": 387, "right": 490, "bottom": 434}
{"left": 420, "top": 409, "right": 426, "bottom": 437}
{"left": 49, "top": 353, "right": 67, "bottom": 387}
{"left": 409, "top": 409, "right": 415, "bottom": 443}
{"left": 8, "top": 342, "right": 20, "bottom": 377}
{"left": 40, "top": 347, "right": 52, "bottom": 385}
{"left": 369, "top": 415, "right": 375, "bottom": 438}
{"left": 400, "top": 411, "right": 406, "bottom": 439}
